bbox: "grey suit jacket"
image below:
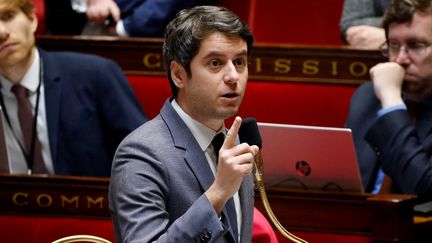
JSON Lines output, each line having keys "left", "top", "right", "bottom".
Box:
{"left": 109, "top": 99, "right": 254, "bottom": 242}
{"left": 339, "top": 0, "right": 389, "bottom": 41}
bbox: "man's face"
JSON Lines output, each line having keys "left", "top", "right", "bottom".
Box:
{"left": 0, "top": 5, "right": 36, "bottom": 69}
{"left": 174, "top": 32, "right": 249, "bottom": 129}
{"left": 387, "top": 11, "right": 432, "bottom": 101}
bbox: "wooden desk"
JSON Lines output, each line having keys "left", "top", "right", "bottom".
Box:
{"left": 254, "top": 187, "right": 423, "bottom": 242}
{"left": 0, "top": 174, "right": 427, "bottom": 242}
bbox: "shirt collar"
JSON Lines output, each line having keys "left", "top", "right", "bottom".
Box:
{"left": 171, "top": 99, "right": 225, "bottom": 151}
{"left": 0, "top": 49, "right": 40, "bottom": 94}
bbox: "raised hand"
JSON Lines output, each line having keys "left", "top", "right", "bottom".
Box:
{"left": 205, "top": 116, "right": 259, "bottom": 214}
{"left": 370, "top": 62, "right": 405, "bottom": 108}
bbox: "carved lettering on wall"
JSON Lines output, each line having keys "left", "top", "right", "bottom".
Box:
{"left": 9, "top": 192, "right": 108, "bottom": 211}
{"left": 136, "top": 51, "right": 377, "bottom": 84}
{"left": 302, "top": 60, "right": 319, "bottom": 75}
{"left": 12, "top": 192, "right": 28, "bottom": 206}
{"left": 142, "top": 53, "right": 161, "bottom": 69}
{"left": 61, "top": 195, "right": 79, "bottom": 208}
{"left": 36, "top": 194, "right": 53, "bottom": 207}
{"left": 349, "top": 62, "right": 368, "bottom": 77}
{"left": 274, "top": 59, "right": 292, "bottom": 73}
{"left": 87, "top": 196, "right": 104, "bottom": 209}
{"left": 331, "top": 61, "right": 338, "bottom": 76}
{"left": 36, "top": 36, "right": 385, "bottom": 84}
{"left": 255, "top": 57, "right": 262, "bottom": 73}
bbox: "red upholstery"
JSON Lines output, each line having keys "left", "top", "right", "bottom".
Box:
{"left": 0, "top": 215, "right": 114, "bottom": 243}
{"left": 252, "top": 207, "right": 279, "bottom": 243}
{"left": 238, "top": 81, "right": 354, "bottom": 127}
{"left": 220, "top": 0, "right": 344, "bottom": 45}
{"left": 128, "top": 75, "right": 171, "bottom": 119}
{"left": 220, "top": 0, "right": 254, "bottom": 26}
{"left": 276, "top": 231, "right": 370, "bottom": 243}
{"left": 0, "top": 214, "right": 371, "bottom": 243}
{"left": 251, "top": 0, "right": 344, "bottom": 45}
{"left": 33, "top": 0, "right": 46, "bottom": 35}
{"left": 129, "top": 76, "right": 355, "bottom": 128}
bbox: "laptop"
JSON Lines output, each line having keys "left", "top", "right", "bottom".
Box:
{"left": 0, "top": 106, "right": 10, "bottom": 172}
{"left": 258, "top": 122, "right": 364, "bottom": 193}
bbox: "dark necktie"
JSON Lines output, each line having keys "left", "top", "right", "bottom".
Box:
{"left": 11, "top": 85, "right": 47, "bottom": 174}
{"left": 211, "top": 132, "right": 225, "bottom": 160}
{"left": 211, "top": 132, "right": 238, "bottom": 241}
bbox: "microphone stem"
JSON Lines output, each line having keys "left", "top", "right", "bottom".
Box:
{"left": 254, "top": 153, "right": 308, "bottom": 243}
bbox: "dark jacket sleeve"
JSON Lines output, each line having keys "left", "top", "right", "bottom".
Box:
{"left": 117, "top": 0, "right": 216, "bottom": 37}
{"left": 365, "top": 110, "right": 432, "bottom": 196}
{"left": 93, "top": 58, "right": 148, "bottom": 154}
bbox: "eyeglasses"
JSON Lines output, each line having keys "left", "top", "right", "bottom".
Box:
{"left": 380, "top": 41, "right": 432, "bottom": 58}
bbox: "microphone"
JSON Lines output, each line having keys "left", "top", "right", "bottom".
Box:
{"left": 239, "top": 118, "right": 264, "bottom": 185}
{"left": 239, "top": 117, "right": 308, "bottom": 243}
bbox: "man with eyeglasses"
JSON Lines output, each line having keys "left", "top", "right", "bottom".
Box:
{"left": 346, "top": 0, "right": 432, "bottom": 198}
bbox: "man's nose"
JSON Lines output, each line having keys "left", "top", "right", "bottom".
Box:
{"left": 222, "top": 62, "right": 240, "bottom": 84}
{"left": 393, "top": 46, "right": 411, "bottom": 65}
{"left": 0, "top": 22, "right": 10, "bottom": 42}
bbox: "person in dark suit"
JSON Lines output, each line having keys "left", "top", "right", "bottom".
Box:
{"left": 0, "top": 0, "right": 147, "bottom": 176}
{"left": 346, "top": 0, "right": 432, "bottom": 197}
{"left": 45, "top": 0, "right": 217, "bottom": 37}
{"left": 109, "top": 5, "right": 258, "bottom": 242}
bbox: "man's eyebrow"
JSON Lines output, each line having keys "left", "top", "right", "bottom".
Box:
{"left": 202, "top": 50, "right": 248, "bottom": 59}
{"left": 0, "top": 8, "right": 16, "bottom": 13}
{"left": 0, "top": 9, "right": 16, "bottom": 17}
{"left": 234, "top": 50, "right": 248, "bottom": 57}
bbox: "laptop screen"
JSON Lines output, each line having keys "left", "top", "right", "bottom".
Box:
{"left": 258, "top": 122, "right": 364, "bottom": 193}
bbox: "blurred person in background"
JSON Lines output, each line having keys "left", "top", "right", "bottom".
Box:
{"left": 346, "top": 0, "right": 432, "bottom": 200}
{"left": 0, "top": 0, "right": 147, "bottom": 176}
{"left": 340, "top": 0, "right": 389, "bottom": 49}
{"left": 45, "top": 0, "right": 218, "bottom": 37}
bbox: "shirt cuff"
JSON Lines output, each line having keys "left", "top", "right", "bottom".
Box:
{"left": 116, "top": 20, "right": 129, "bottom": 37}
{"left": 377, "top": 104, "right": 407, "bottom": 117}
{"left": 372, "top": 168, "right": 385, "bottom": 194}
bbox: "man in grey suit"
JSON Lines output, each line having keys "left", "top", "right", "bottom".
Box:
{"left": 109, "top": 5, "right": 258, "bottom": 242}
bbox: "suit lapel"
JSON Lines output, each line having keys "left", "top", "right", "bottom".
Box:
{"left": 39, "top": 49, "right": 62, "bottom": 165}
{"left": 160, "top": 100, "right": 215, "bottom": 191}
{"left": 161, "top": 100, "right": 241, "bottom": 242}
{"left": 161, "top": 100, "right": 253, "bottom": 242}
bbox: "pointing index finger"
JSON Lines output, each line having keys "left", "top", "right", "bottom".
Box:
{"left": 223, "top": 116, "right": 242, "bottom": 149}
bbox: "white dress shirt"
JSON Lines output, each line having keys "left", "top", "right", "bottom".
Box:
{"left": 0, "top": 50, "right": 54, "bottom": 174}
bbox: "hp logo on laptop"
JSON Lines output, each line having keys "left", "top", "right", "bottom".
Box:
{"left": 295, "top": 160, "right": 311, "bottom": 176}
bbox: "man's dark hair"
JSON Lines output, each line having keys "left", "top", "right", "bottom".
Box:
{"left": 162, "top": 5, "right": 254, "bottom": 98}
{"left": 383, "top": 0, "right": 432, "bottom": 38}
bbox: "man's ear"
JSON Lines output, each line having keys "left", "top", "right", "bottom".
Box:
{"left": 29, "top": 13, "right": 38, "bottom": 34}
{"left": 170, "top": 61, "right": 187, "bottom": 88}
